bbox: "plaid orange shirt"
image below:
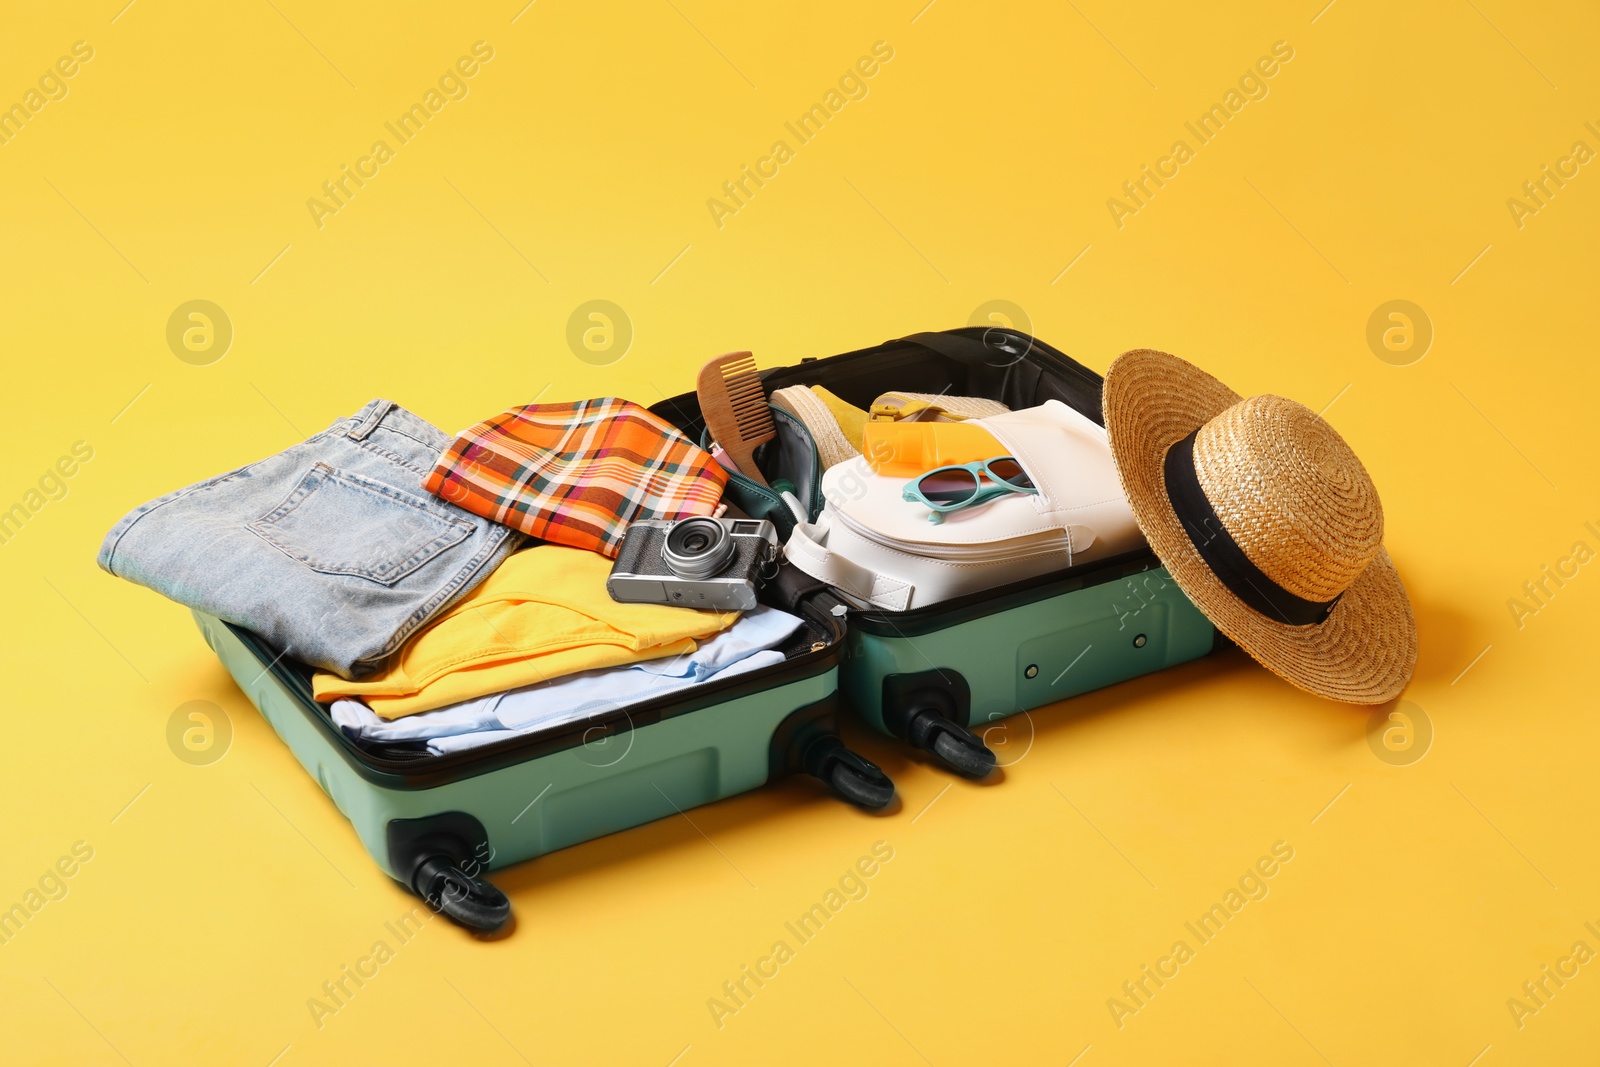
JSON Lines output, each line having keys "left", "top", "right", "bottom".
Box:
{"left": 424, "top": 398, "right": 728, "bottom": 558}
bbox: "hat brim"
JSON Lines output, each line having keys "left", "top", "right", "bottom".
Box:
{"left": 1103, "top": 349, "right": 1418, "bottom": 704}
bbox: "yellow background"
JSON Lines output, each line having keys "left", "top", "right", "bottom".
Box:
{"left": 2, "top": 0, "right": 1596, "bottom": 1063}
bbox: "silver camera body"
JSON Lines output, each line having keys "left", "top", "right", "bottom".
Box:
{"left": 607, "top": 516, "right": 779, "bottom": 612}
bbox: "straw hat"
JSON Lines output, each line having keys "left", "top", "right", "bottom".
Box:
{"left": 1102, "top": 350, "right": 1417, "bottom": 704}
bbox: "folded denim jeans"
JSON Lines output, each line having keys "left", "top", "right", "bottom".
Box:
{"left": 98, "top": 399, "right": 522, "bottom": 678}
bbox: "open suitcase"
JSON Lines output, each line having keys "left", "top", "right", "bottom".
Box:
{"left": 193, "top": 560, "right": 893, "bottom": 933}
{"left": 652, "top": 328, "right": 1219, "bottom": 777}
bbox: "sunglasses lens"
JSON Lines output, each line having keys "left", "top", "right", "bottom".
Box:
{"left": 988, "top": 458, "right": 1033, "bottom": 490}
{"left": 919, "top": 468, "right": 980, "bottom": 506}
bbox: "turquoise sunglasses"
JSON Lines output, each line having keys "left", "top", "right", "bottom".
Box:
{"left": 902, "top": 457, "right": 1037, "bottom": 523}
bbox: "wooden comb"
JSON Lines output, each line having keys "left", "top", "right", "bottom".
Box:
{"left": 697, "top": 351, "right": 775, "bottom": 487}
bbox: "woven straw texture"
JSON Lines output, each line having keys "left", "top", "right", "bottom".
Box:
{"left": 1103, "top": 349, "right": 1417, "bottom": 704}
{"left": 771, "top": 385, "right": 860, "bottom": 469}
{"left": 872, "top": 391, "right": 1011, "bottom": 421}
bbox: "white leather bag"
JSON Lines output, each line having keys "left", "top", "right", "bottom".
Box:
{"left": 783, "top": 400, "right": 1145, "bottom": 611}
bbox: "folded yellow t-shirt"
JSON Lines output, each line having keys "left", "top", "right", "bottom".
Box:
{"left": 313, "top": 545, "right": 739, "bottom": 719}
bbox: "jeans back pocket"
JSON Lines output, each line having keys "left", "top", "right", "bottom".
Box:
{"left": 250, "top": 464, "right": 475, "bottom": 586}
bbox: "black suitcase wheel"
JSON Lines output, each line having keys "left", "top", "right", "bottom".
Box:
{"left": 413, "top": 856, "right": 511, "bottom": 933}
{"left": 825, "top": 752, "right": 896, "bottom": 810}
{"left": 800, "top": 735, "right": 895, "bottom": 810}
{"left": 881, "top": 673, "right": 993, "bottom": 779}
{"left": 905, "top": 708, "right": 996, "bottom": 779}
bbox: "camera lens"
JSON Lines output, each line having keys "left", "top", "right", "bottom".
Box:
{"left": 663, "top": 517, "right": 735, "bottom": 580}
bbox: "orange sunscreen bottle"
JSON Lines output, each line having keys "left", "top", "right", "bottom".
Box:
{"left": 861, "top": 421, "right": 1007, "bottom": 476}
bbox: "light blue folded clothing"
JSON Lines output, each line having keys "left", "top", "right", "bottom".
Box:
{"left": 329, "top": 604, "right": 804, "bottom": 752}
{"left": 427, "top": 650, "right": 786, "bottom": 755}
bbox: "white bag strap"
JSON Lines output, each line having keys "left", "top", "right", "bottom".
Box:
{"left": 784, "top": 514, "right": 913, "bottom": 612}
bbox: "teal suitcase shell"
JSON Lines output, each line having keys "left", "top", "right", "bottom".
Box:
{"left": 838, "top": 555, "right": 1217, "bottom": 775}
{"left": 192, "top": 572, "right": 892, "bottom": 932}
{"left": 652, "top": 328, "right": 1218, "bottom": 777}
